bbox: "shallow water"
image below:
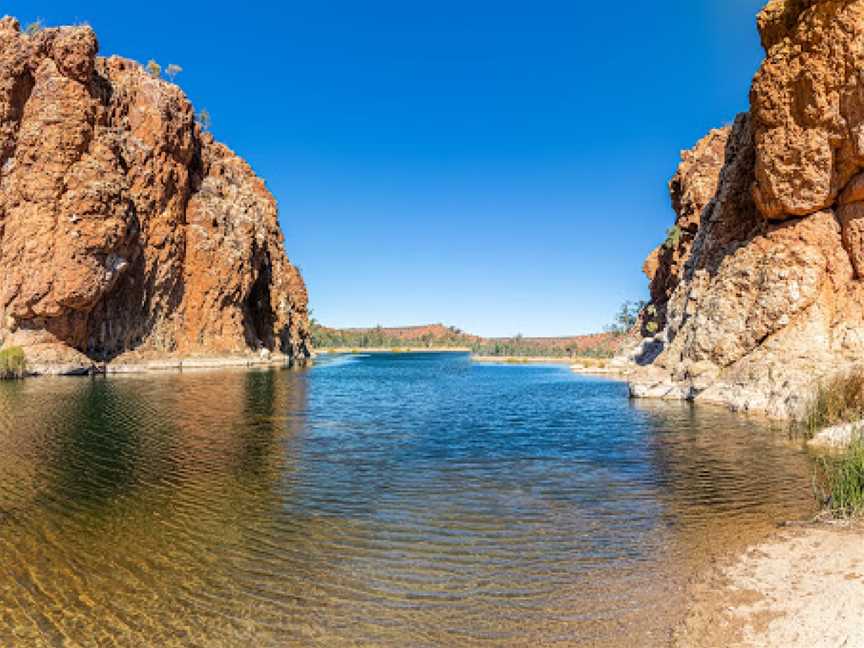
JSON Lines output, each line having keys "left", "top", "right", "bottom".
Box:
{"left": 0, "top": 352, "right": 815, "bottom": 646}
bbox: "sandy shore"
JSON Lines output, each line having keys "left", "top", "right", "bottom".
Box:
{"left": 675, "top": 522, "right": 864, "bottom": 647}
{"left": 470, "top": 355, "right": 631, "bottom": 375}
{"left": 314, "top": 351, "right": 634, "bottom": 375}
{"left": 314, "top": 347, "right": 471, "bottom": 355}
{"left": 316, "top": 350, "right": 609, "bottom": 367}
{"left": 470, "top": 355, "right": 574, "bottom": 364}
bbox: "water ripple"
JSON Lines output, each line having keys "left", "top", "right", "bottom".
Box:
{"left": 0, "top": 353, "right": 816, "bottom": 646}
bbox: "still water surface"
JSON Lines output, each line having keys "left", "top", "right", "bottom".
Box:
{"left": 0, "top": 353, "right": 815, "bottom": 646}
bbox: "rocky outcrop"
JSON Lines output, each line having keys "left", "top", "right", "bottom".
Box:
{"left": 643, "top": 126, "right": 731, "bottom": 332}
{"left": 0, "top": 18, "right": 310, "bottom": 372}
{"left": 632, "top": 0, "right": 864, "bottom": 418}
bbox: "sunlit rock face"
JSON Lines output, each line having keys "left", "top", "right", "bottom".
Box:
{"left": 0, "top": 18, "right": 310, "bottom": 369}
{"left": 634, "top": 0, "right": 864, "bottom": 418}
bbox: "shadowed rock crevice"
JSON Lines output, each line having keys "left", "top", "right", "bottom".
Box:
{"left": 244, "top": 249, "right": 277, "bottom": 351}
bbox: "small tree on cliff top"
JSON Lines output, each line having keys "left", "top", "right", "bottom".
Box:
{"left": 24, "top": 19, "right": 43, "bottom": 36}
{"left": 165, "top": 63, "right": 182, "bottom": 82}
{"left": 146, "top": 59, "right": 161, "bottom": 79}
{"left": 606, "top": 300, "right": 646, "bottom": 335}
{"left": 197, "top": 108, "right": 212, "bottom": 132}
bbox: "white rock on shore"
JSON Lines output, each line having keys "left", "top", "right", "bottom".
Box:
{"left": 807, "top": 422, "right": 864, "bottom": 450}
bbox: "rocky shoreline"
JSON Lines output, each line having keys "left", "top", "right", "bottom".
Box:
{"left": 20, "top": 351, "right": 308, "bottom": 378}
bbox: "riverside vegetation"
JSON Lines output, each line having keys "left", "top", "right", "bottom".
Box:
{"left": 799, "top": 371, "right": 864, "bottom": 436}
{"left": 799, "top": 371, "right": 864, "bottom": 518}
{"left": 817, "top": 439, "right": 864, "bottom": 517}
{"left": 0, "top": 346, "right": 25, "bottom": 379}
{"left": 310, "top": 321, "right": 625, "bottom": 358}
{"left": 310, "top": 301, "right": 642, "bottom": 359}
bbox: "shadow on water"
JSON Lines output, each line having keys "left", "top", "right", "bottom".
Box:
{"left": 623, "top": 398, "right": 817, "bottom": 626}
{"left": 633, "top": 398, "right": 815, "bottom": 530}
{"left": 0, "top": 369, "right": 357, "bottom": 646}
{"left": 47, "top": 379, "right": 145, "bottom": 510}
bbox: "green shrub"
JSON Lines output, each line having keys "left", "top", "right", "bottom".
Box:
{"left": 663, "top": 225, "right": 682, "bottom": 250}
{"left": 146, "top": 59, "right": 161, "bottom": 79}
{"left": 0, "top": 347, "right": 26, "bottom": 379}
{"left": 799, "top": 371, "right": 864, "bottom": 437}
{"left": 165, "top": 63, "right": 182, "bottom": 82}
{"left": 817, "top": 439, "right": 864, "bottom": 518}
{"left": 24, "top": 19, "right": 42, "bottom": 36}
{"left": 197, "top": 108, "right": 212, "bottom": 131}
{"left": 646, "top": 321, "right": 659, "bottom": 334}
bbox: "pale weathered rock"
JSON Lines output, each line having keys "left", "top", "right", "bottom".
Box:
{"left": 807, "top": 421, "right": 864, "bottom": 449}
{"left": 632, "top": 0, "right": 864, "bottom": 418}
{"left": 643, "top": 127, "right": 730, "bottom": 331}
{"left": 0, "top": 20, "right": 310, "bottom": 371}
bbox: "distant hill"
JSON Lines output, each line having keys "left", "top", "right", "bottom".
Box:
{"left": 311, "top": 322, "right": 625, "bottom": 359}
{"left": 339, "top": 323, "right": 481, "bottom": 342}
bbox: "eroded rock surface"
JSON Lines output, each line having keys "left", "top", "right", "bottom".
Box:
{"left": 643, "top": 126, "right": 731, "bottom": 332}
{"left": 0, "top": 18, "right": 310, "bottom": 371}
{"left": 633, "top": 0, "right": 864, "bottom": 418}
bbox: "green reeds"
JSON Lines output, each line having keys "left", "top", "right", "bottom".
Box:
{"left": 817, "top": 439, "right": 864, "bottom": 518}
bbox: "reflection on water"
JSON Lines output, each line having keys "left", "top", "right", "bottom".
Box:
{"left": 0, "top": 353, "right": 816, "bottom": 646}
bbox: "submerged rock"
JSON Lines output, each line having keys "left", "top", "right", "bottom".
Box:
{"left": 0, "top": 18, "right": 310, "bottom": 371}
{"left": 632, "top": 0, "right": 864, "bottom": 418}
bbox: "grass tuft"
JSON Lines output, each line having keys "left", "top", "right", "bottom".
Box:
{"left": 816, "top": 439, "right": 864, "bottom": 518}
{"left": 0, "top": 346, "right": 26, "bottom": 379}
{"left": 798, "top": 370, "right": 864, "bottom": 518}
{"left": 798, "top": 371, "right": 864, "bottom": 437}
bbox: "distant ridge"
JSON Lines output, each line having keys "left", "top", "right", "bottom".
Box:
{"left": 311, "top": 322, "right": 625, "bottom": 358}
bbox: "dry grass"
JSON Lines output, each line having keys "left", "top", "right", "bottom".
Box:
{"left": 0, "top": 347, "right": 26, "bottom": 379}
{"left": 571, "top": 356, "right": 608, "bottom": 369}
{"left": 798, "top": 370, "right": 864, "bottom": 518}
{"left": 799, "top": 371, "right": 864, "bottom": 437}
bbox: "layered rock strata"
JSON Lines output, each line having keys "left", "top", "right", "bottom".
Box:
{"left": 0, "top": 18, "right": 310, "bottom": 372}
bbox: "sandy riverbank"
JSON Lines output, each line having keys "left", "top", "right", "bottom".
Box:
{"left": 470, "top": 355, "right": 632, "bottom": 375}
{"left": 470, "top": 355, "right": 574, "bottom": 364}
{"left": 314, "top": 347, "right": 471, "bottom": 355}
{"left": 675, "top": 522, "right": 864, "bottom": 647}
{"left": 315, "top": 350, "right": 613, "bottom": 368}
{"left": 313, "top": 350, "right": 634, "bottom": 375}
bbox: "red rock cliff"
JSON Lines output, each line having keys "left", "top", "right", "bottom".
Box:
{"left": 0, "top": 18, "right": 310, "bottom": 371}
{"left": 633, "top": 0, "right": 864, "bottom": 417}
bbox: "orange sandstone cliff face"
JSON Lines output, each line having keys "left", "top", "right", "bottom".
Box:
{"left": 0, "top": 18, "right": 310, "bottom": 371}
{"left": 633, "top": 0, "right": 864, "bottom": 418}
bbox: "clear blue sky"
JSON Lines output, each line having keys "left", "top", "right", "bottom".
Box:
{"left": 9, "top": 1, "right": 766, "bottom": 336}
